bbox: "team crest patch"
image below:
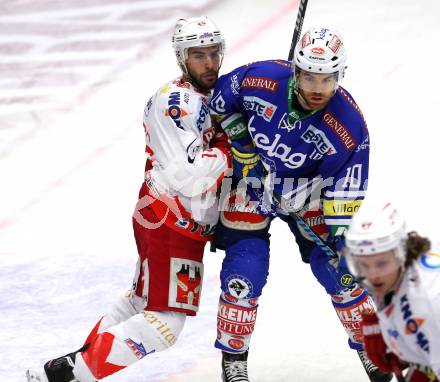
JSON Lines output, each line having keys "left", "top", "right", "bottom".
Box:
{"left": 226, "top": 275, "right": 253, "bottom": 299}
{"left": 169, "top": 258, "right": 203, "bottom": 312}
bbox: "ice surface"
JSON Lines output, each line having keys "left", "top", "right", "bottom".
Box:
{"left": 1, "top": 0, "right": 439, "bottom": 381}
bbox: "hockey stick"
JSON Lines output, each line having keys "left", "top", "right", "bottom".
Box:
{"left": 288, "top": 0, "right": 309, "bottom": 61}
{"left": 279, "top": 0, "right": 337, "bottom": 257}
{"left": 272, "top": 192, "right": 336, "bottom": 257}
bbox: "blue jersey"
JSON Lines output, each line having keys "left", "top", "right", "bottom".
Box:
{"left": 210, "top": 60, "right": 369, "bottom": 236}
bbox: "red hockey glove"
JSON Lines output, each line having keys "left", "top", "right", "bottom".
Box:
{"left": 210, "top": 127, "right": 231, "bottom": 151}
{"left": 210, "top": 127, "right": 232, "bottom": 166}
{"left": 406, "top": 364, "right": 439, "bottom": 382}
{"left": 361, "top": 311, "right": 406, "bottom": 374}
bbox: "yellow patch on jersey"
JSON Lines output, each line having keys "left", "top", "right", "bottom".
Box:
{"left": 323, "top": 199, "right": 362, "bottom": 217}
{"left": 160, "top": 86, "right": 170, "bottom": 94}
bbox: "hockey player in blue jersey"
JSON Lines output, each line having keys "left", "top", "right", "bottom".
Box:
{"left": 210, "top": 27, "right": 392, "bottom": 382}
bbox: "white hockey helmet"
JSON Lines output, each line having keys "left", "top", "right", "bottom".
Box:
{"left": 345, "top": 202, "right": 406, "bottom": 257}
{"left": 294, "top": 27, "right": 347, "bottom": 82}
{"left": 172, "top": 16, "right": 225, "bottom": 73}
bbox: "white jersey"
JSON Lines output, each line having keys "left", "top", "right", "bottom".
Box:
{"left": 377, "top": 243, "right": 440, "bottom": 379}
{"left": 133, "top": 77, "right": 230, "bottom": 240}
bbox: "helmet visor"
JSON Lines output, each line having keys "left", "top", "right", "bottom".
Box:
{"left": 344, "top": 249, "right": 402, "bottom": 294}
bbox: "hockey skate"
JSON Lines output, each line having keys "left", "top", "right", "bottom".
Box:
{"left": 26, "top": 348, "right": 84, "bottom": 382}
{"left": 222, "top": 350, "right": 249, "bottom": 382}
{"left": 357, "top": 350, "right": 393, "bottom": 382}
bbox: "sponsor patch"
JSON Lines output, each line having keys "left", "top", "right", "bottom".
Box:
{"left": 243, "top": 96, "right": 277, "bottom": 122}
{"left": 400, "top": 294, "right": 429, "bottom": 353}
{"left": 356, "top": 136, "right": 370, "bottom": 152}
{"left": 334, "top": 293, "right": 374, "bottom": 344}
{"left": 241, "top": 76, "right": 278, "bottom": 92}
{"left": 165, "top": 92, "right": 188, "bottom": 129}
{"left": 297, "top": 208, "right": 328, "bottom": 242}
{"left": 277, "top": 112, "right": 302, "bottom": 132}
{"left": 199, "top": 31, "right": 213, "bottom": 38}
{"left": 217, "top": 299, "right": 257, "bottom": 335}
{"left": 323, "top": 112, "right": 356, "bottom": 150}
{"left": 220, "top": 114, "right": 248, "bottom": 140}
{"left": 420, "top": 252, "right": 440, "bottom": 270}
{"left": 125, "top": 338, "right": 149, "bottom": 359}
{"left": 196, "top": 98, "right": 210, "bottom": 131}
{"left": 316, "top": 28, "right": 330, "bottom": 40}
{"left": 324, "top": 199, "right": 362, "bottom": 216}
{"left": 301, "top": 32, "right": 312, "bottom": 48}
{"left": 143, "top": 311, "right": 178, "bottom": 347}
{"left": 249, "top": 119, "right": 306, "bottom": 169}
{"left": 228, "top": 336, "right": 245, "bottom": 350}
{"left": 328, "top": 34, "right": 342, "bottom": 54}
{"left": 339, "top": 273, "right": 354, "bottom": 287}
{"left": 312, "top": 47, "right": 325, "bottom": 55}
{"left": 169, "top": 258, "right": 203, "bottom": 312}
{"left": 230, "top": 74, "right": 240, "bottom": 95}
{"left": 301, "top": 124, "right": 337, "bottom": 156}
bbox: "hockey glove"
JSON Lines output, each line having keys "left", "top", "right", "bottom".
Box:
{"left": 230, "top": 140, "right": 265, "bottom": 182}
{"left": 361, "top": 311, "right": 407, "bottom": 374}
{"left": 210, "top": 126, "right": 231, "bottom": 152}
{"left": 210, "top": 126, "right": 232, "bottom": 166}
{"left": 406, "top": 364, "right": 438, "bottom": 382}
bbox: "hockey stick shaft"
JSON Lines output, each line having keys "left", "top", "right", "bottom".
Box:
{"left": 285, "top": 0, "right": 337, "bottom": 257}
{"left": 288, "top": 0, "right": 309, "bottom": 61}
{"left": 271, "top": 192, "right": 336, "bottom": 257}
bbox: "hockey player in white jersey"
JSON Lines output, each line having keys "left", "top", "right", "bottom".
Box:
{"left": 344, "top": 202, "right": 440, "bottom": 382}
{"left": 26, "top": 16, "right": 231, "bottom": 382}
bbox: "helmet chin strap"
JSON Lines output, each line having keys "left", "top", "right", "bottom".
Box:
{"left": 295, "top": 89, "right": 314, "bottom": 110}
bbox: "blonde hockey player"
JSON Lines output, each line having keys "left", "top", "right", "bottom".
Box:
{"left": 345, "top": 202, "right": 440, "bottom": 382}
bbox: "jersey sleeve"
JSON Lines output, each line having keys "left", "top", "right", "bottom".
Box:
{"left": 145, "top": 83, "right": 230, "bottom": 198}
{"left": 155, "top": 145, "right": 230, "bottom": 198}
{"left": 321, "top": 119, "right": 369, "bottom": 238}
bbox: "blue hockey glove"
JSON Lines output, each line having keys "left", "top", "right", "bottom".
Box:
{"left": 230, "top": 140, "right": 265, "bottom": 181}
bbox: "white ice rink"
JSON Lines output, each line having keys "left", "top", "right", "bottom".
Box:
{"left": 1, "top": 0, "right": 440, "bottom": 381}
